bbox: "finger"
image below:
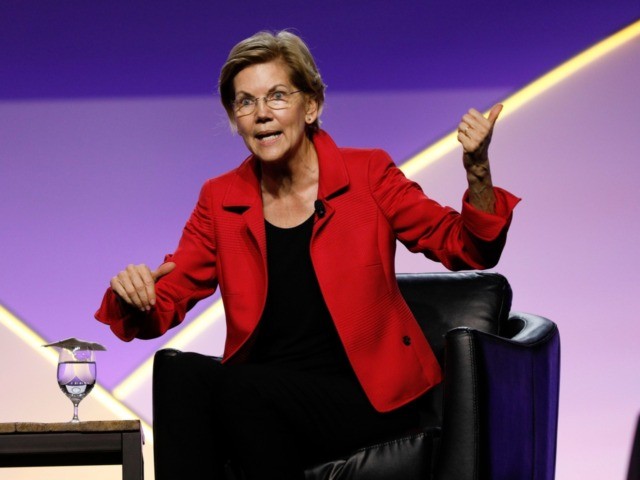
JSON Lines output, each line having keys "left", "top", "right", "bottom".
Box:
{"left": 457, "top": 130, "right": 477, "bottom": 152}
{"left": 145, "top": 262, "right": 176, "bottom": 307}
{"left": 137, "top": 265, "right": 158, "bottom": 307}
{"left": 117, "top": 269, "right": 144, "bottom": 310}
{"left": 110, "top": 276, "right": 134, "bottom": 305}
{"left": 466, "top": 108, "right": 488, "bottom": 124}
{"left": 460, "top": 120, "right": 484, "bottom": 146}
{"left": 467, "top": 104, "right": 502, "bottom": 129}
{"left": 463, "top": 111, "right": 490, "bottom": 133}
{"left": 122, "top": 264, "right": 151, "bottom": 311}
{"left": 487, "top": 103, "right": 503, "bottom": 125}
{"left": 458, "top": 122, "right": 471, "bottom": 136}
{"left": 152, "top": 261, "right": 176, "bottom": 282}
{"left": 128, "top": 264, "right": 153, "bottom": 311}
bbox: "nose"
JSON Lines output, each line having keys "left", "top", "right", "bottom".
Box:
{"left": 254, "top": 97, "right": 272, "bottom": 121}
{"left": 256, "top": 97, "right": 270, "bottom": 113}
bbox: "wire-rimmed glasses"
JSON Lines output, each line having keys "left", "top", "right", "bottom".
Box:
{"left": 232, "top": 90, "right": 302, "bottom": 117}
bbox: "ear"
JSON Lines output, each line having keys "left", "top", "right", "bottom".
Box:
{"left": 305, "top": 97, "right": 320, "bottom": 124}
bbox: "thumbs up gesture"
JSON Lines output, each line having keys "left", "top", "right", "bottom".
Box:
{"left": 110, "top": 262, "right": 176, "bottom": 312}
{"left": 456, "top": 104, "right": 503, "bottom": 213}
{"left": 458, "top": 103, "right": 502, "bottom": 166}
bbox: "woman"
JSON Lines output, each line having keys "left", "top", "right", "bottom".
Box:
{"left": 96, "top": 30, "right": 519, "bottom": 479}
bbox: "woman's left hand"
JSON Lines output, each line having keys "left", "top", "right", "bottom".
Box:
{"left": 457, "top": 103, "right": 503, "bottom": 213}
{"left": 457, "top": 103, "right": 502, "bottom": 165}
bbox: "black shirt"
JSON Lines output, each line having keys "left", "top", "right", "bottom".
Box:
{"left": 250, "top": 214, "right": 352, "bottom": 374}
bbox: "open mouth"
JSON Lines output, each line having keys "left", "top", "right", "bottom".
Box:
{"left": 255, "top": 131, "right": 282, "bottom": 143}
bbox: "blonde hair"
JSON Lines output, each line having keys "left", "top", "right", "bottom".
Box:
{"left": 218, "top": 30, "right": 326, "bottom": 134}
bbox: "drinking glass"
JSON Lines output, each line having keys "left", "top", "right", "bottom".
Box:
{"left": 56, "top": 347, "right": 96, "bottom": 423}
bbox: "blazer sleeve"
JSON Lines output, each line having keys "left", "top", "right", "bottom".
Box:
{"left": 369, "top": 149, "right": 520, "bottom": 270}
{"left": 95, "top": 181, "right": 218, "bottom": 341}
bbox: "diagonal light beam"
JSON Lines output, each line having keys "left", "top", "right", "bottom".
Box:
{"left": 401, "top": 18, "right": 640, "bottom": 178}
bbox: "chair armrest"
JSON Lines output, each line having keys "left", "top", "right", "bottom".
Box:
{"left": 152, "top": 349, "right": 225, "bottom": 478}
{"left": 152, "top": 348, "right": 223, "bottom": 416}
{"left": 153, "top": 348, "right": 222, "bottom": 368}
{"left": 154, "top": 347, "right": 183, "bottom": 358}
{"left": 502, "top": 311, "right": 558, "bottom": 343}
{"left": 435, "top": 314, "right": 560, "bottom": 480}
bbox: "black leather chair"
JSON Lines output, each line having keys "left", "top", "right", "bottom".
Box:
{"left": 153, "top": 272, "right": 560, "bottom": 479}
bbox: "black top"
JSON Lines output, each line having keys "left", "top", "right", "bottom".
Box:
{"left": 250, "top": 214, "right": 352, "bottom": 374}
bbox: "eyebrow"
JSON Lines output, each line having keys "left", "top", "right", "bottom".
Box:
{"left": 235, "top": 84, "right": 291, "bottom": 98}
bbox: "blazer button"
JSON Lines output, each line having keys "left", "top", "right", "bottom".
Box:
{"left": 402, "top": 335, "right": 411, "bottom": 346}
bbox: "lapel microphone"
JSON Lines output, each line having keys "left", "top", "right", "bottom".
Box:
{"left": 314, "top": 200, "right": 326, "bottom": 218}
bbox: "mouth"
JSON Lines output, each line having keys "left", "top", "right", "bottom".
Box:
{"left": 254, "top": 130, "right": 282, "bottom": 144}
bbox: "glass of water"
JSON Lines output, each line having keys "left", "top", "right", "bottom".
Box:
{"left": 56, "top": 347, "right": 96, "bottom": 423}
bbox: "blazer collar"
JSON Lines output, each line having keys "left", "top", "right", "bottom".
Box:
{"left": 314, "top": 130, "right": 350, "bottom": 200}
{"left": 222, "top": 130, "right": 350, "bottom": 209}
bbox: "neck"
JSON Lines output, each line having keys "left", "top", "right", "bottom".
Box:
{"left": 260, "top": 137, "right": 318, "bottom": 197}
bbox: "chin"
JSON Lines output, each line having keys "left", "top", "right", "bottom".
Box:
{"left": 256, "top": 152, "right": 290, "bottom": 164}
{"left": 251, "top": 143, "right": 291, "bottom": 163}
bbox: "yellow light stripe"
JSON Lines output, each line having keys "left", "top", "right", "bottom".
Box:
{"left": 112, "top": 298, "right": 225, "bottom": 399}
{"left": 114, "top": 18, "right": 640, "bottom": 401}
{"left": 0, "top": 302, "right": 154, "bottom": 443}
{"left": 401, "top": 19, "right": 640, "bottom": 178}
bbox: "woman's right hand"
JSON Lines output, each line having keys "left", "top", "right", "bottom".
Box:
{"left": 110, "top": 262, "right": 176, "bottom": 312}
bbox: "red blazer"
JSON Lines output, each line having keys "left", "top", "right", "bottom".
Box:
{"left": 96, "top": 130, "right": 519, "bottom": 412}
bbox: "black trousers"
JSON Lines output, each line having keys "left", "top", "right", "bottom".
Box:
{"left": 153, "top": 352, "right": 419, "bottom": 480}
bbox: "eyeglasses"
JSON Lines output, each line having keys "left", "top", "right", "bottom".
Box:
{"left": 232, "top": 90, "right": 302, "bottom": 116}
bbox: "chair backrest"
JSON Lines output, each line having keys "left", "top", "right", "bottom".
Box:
{"left": 396, "top": 271, "right": 513, "bottom": 428}
{"left": 397, "top": 271, "right": 512, "bottom": 364}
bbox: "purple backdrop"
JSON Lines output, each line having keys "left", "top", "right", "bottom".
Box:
{"left": 1, "top": 2, "right": 639, "bottom": 479}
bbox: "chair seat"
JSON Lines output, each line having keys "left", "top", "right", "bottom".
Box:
{"left": 305, "top": 428, "right": 440, "bottom": 480}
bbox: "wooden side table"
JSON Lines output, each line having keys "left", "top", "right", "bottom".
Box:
{"left": 0, "top": 420, "right": 144, "bottom": 479}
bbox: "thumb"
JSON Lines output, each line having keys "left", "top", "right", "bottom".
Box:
{"left": 487, "top": 103, "right": 503, "bottom": 125}
{"left": 152, "top": 262, "right": 176, "bottom": 282}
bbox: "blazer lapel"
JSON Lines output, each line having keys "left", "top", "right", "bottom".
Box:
{"left": 222, "top": 156, "right": 267, "bottom": 263}
{"left": 313, "top": 130, "right": 350, "bottom": 233}
{"left": 315, "top": 130, "right": 350, "bottom": 201}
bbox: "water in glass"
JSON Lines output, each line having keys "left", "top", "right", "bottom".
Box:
{"left": 56, "top": 348, "right": 96, "bottom": 423}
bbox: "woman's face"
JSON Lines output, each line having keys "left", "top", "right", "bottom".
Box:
{"left": 232, "top": 60, "right": 318, "bottom": 164}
